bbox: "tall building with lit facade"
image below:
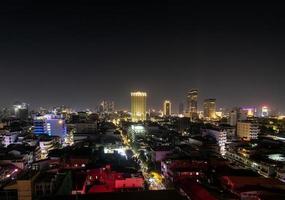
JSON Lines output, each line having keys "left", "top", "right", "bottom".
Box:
{"left": 131, "top": 91, "right": 147, "bottom": 122}
{"left": 163, "top": 100, "right": 171, "bottom": 116}
{"left": 203, "top": 99, "right": 216, "bottom": 120}
{"left": 187, "top": 89, "right": 198, "bottom": 118}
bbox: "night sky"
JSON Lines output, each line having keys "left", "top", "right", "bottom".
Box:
{"left": 0, "top": 1, "right": 285, "bottom": 112}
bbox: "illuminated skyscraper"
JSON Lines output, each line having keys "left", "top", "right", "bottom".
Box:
{"left": 203, "top": 99, "right": 216, "bottom": 120}
{"left": 131, "top": 91, "right": 147, "bottom": 122}
{"left": 186, "top": 89, "right": 198, "bottom": 118}
{"left": 163, "top": 100, "right": 172, "bottom": 116}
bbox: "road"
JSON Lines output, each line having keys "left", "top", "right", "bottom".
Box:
{"left": 119, "top": 129, "right": 166, "bottom": 190}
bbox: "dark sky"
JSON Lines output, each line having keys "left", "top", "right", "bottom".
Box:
{"left": 0, "top": 1, "right": 285, "bottom": 112}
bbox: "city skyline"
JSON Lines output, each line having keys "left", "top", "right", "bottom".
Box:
{"left": 0, "top": 92, "right": 276, "bottom": 114}
{"left": 1, "top": 2, "right": 285, "bottom": 199}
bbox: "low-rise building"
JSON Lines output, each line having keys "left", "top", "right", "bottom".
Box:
{"left": 39, "top": 136, "right": 60, "bottom": 159}
{"left": 161, "top": 159, "right": 208, "bottom": 183}
{"left": 87, "top": 165, "right": 144, "bottom": 193}
{"left": 202, "top": 127, "right": 227, "bottom": 156}
{"left": 2, "top": 132, "right": 20, "bottom": 147}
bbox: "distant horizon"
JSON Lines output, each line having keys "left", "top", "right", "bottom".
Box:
{"left": 0, "top": 96, "right": 280, "bottom": 114}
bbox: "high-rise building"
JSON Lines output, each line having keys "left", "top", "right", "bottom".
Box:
{"left": 228, "top": 107, "right": 256, "bottom": 126}
{"left": 163, "top": 100, "right": 171, "bottom": 116}
{"left": 2, "top": 132, "right": 19, "bottom": 147}
{"left": 187, "top": 89, "right": 198, "bottom": 118}
{"left": 237, "top": 121, "right": 259, "bottom": 141}
{"left": 131, "top": 91, "right": 147, "bottom": 122}
{"left": 229, "top": 110, "right": 238, "bottom": 126}
{"left": 179, "top": 103, "right": 184, "bottom": 115}
{"left": 98, "top": 100, "right": 115, "bottom": 113}
{"left": 13, "top": 102, "right": 29, "bottom": 121}
{"left": 203, "top": 99, "right": 216, "bottom": 120}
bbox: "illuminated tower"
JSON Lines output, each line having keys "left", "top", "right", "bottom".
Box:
{"left": 163, "top": 100, "right": 172, "bottom": 116}
{"left": 131, "top": 91, "right": 147, "bottom": 122}
{"left": 187, "top": 89, "right": 198, "bottom": 118}
{"left": 203, "top": 99, "right": 216, "bottom": 120}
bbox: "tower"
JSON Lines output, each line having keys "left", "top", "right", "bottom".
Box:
{"left": 203, "top": 99, "right": 216, "bottom": 120}
{"left": 131, "top": 91, "right": 147, "bottom": 122}
{"left": 186, "top": 89, "right": 198, "bottom": 119}
{"left": 163, "top": 100, "right": 172, "bottom": 116}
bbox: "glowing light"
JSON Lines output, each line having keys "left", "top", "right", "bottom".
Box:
{"left": 268, "top": 154, "right": 285, "bottom": 162}
{"left": 131, "top": 91, "right": 147, "bottom": 97}
{"left": 131, "top": 125, "right": 145, "bottom": 132}
{"left": 261, "top": 106, "right": 269, "bottom": 117}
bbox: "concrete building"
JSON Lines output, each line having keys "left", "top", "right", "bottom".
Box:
{"left": 179, "top": 103, "right": 184, "bottom": 115}
{"left": 161, "top": 159, "right": 208, "bottom": 183}
{"left": 163, "top": 100, "right": 171, "bottom": 116}
{"left": 87, "top": 165, "right": 144, "bottom": 193}
{"left": 202, "top": 128, "right": 227, "bottom": 155}
{"left": 13, "top": 102, "right": 29, "bottom": 121}
{"left": 39, "top": 136, "right": 60, "bottom": 159}
{"left": 127, "top": 124, "right": 146, "bottom": 142}
{"left": 261, "top": 106, "right": 269, "bottom": 117}
{"left": 33, "top": 114, "right": 67, "bottom": 139}
{"left": 2, "top": 132, "right": 20, "bottom": 147}
{"left": 73, "top": 123, "right": 97, "bottom": 133}
{"left": 98, "top": 100, "right": 115, "bottom": 113}
{"left": 229, "top": 110, "right": 238, "bottom": 126}
{"left": 237, "top": 121, "right": 259, "bottom": 141}
{"left": 187, "top": 89, "right": 198, "bottom": 119}
{"left": 131, "top": 91, "right": 147, "bottom": 122}
{"left": 203, "top": 99, "right": 216, "bottom": 120}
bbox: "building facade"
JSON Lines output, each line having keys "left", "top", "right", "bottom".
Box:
{"left": 187, "top": 89, "right": 198, "bottom": 118}
{"left": 13, "top": 102, "right": 29, "bottom": 121}
{"left": 131, "top": 91, "right": 147, "bottom": 122}
{"left": 163, "top": 100, "right": 171, "bottom": 116}
{"left": 203, "top": 99, "right": 216, "bottom": 120}
{"left": 237, "top": 121, "right": 259, "bottom": 141}
{"left": 33, "top": 114, "right": 67, "bottom": 139}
